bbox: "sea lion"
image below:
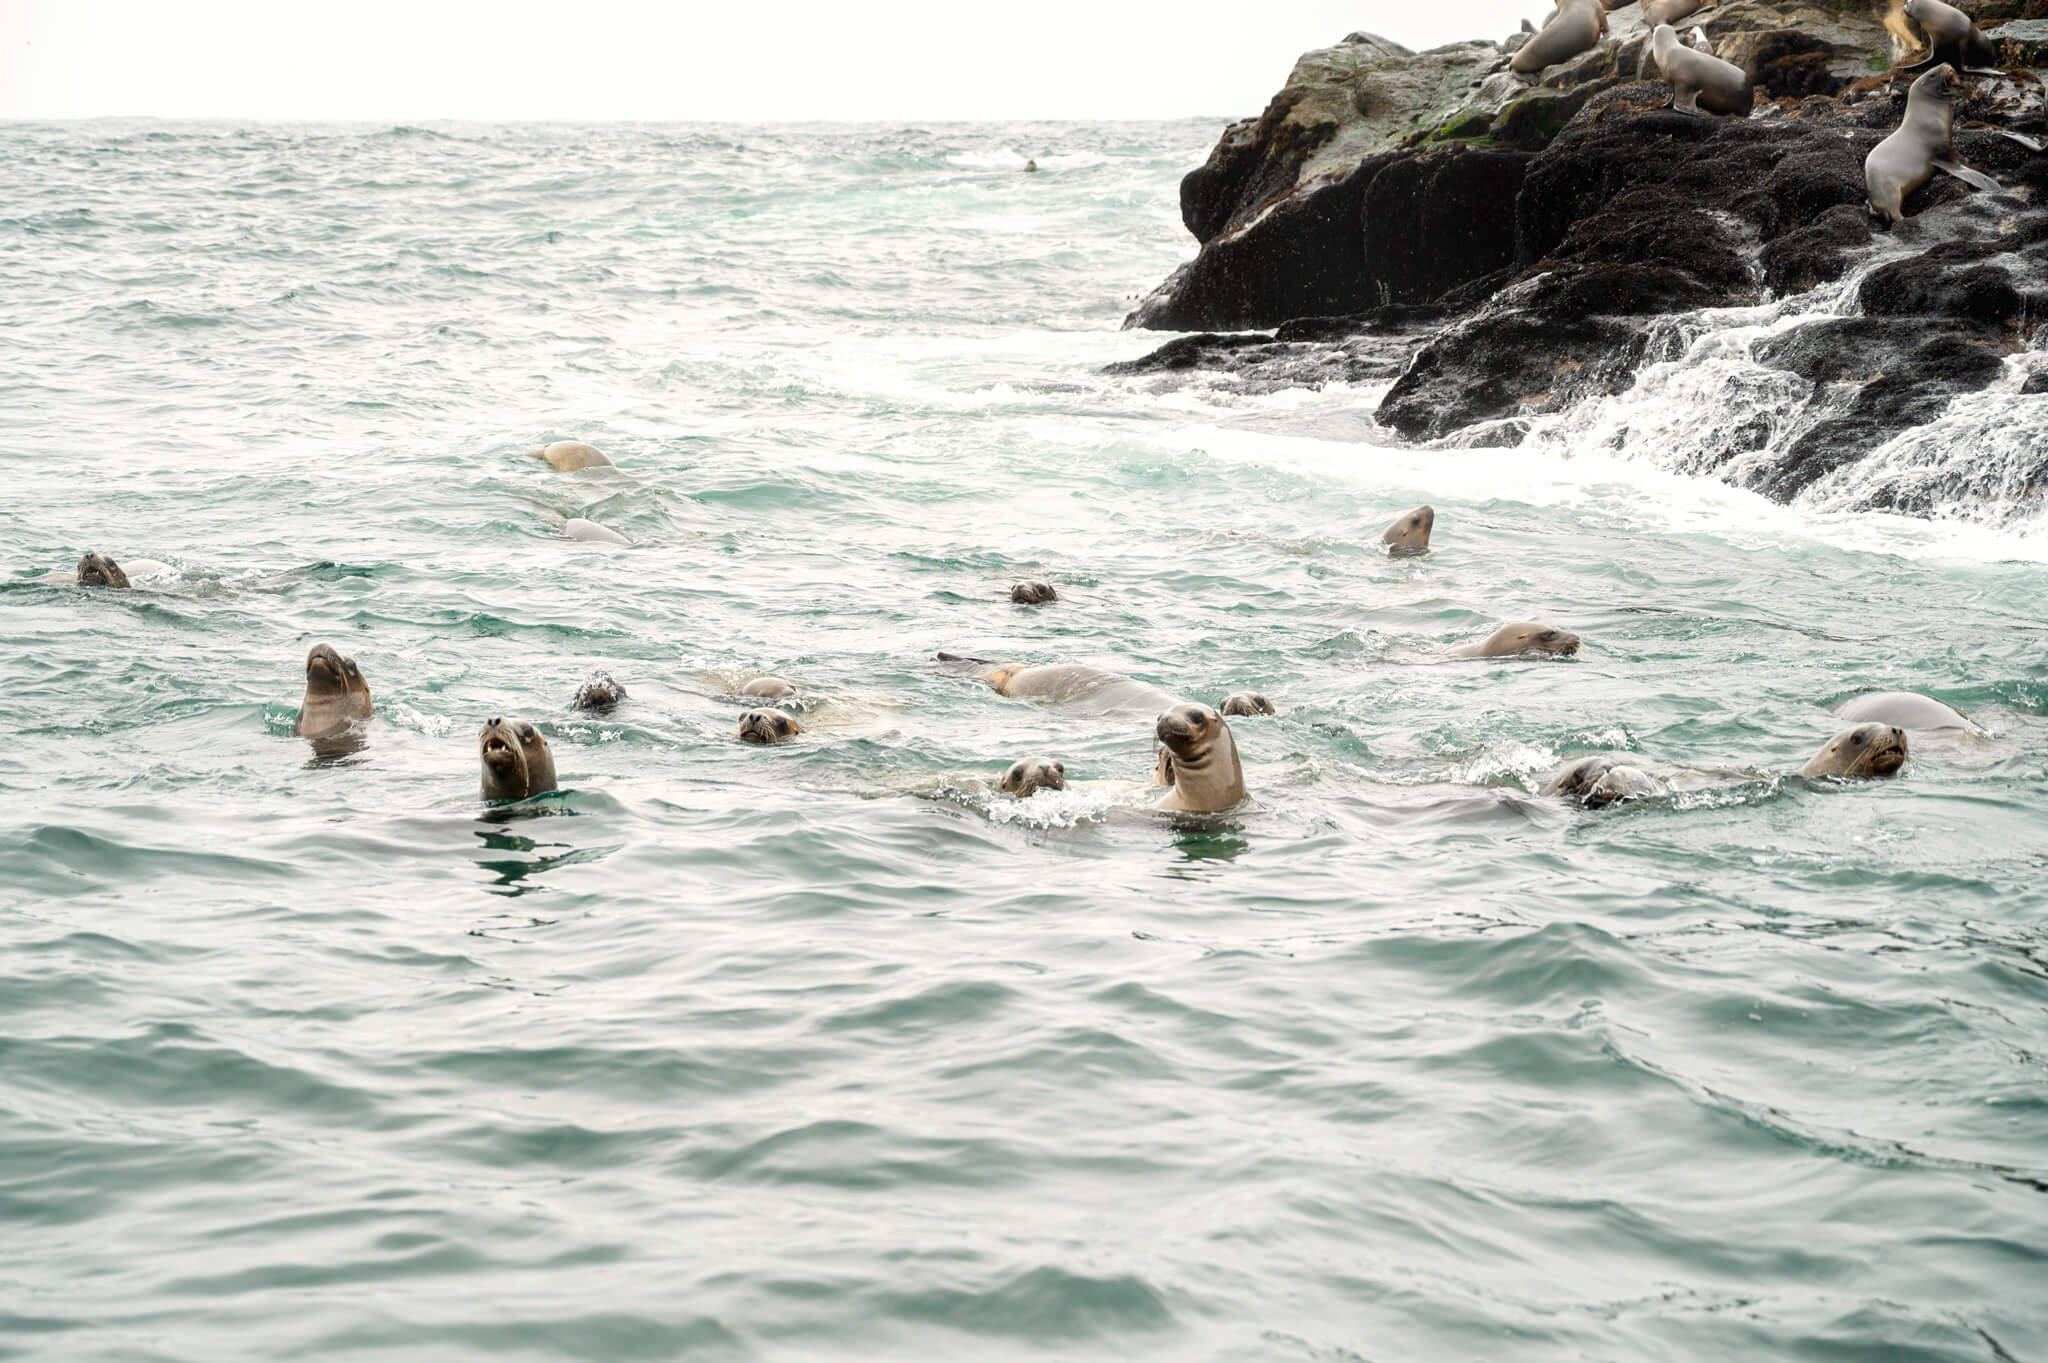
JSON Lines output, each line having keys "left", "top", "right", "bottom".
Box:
{"left": 294, "top": 644, "right": 374, "bottom": 739}
{"left": 1153, "top": 704, "right": 1248, "bottom": 814}
{"left": 74, "top": 552, "right": 131, "bottom": 589}
{"left": 531, "top": 441, "right": 614, "bottom": 472}
{"left": 1866, "top": 65, "right": 2002, "bottom": 226}
{"left": 1900, "top": 0, "right": 2000, "bottom": 74}
{"left": 1643, "top": 0, "right": 1708, "bottom": 25}
{"left": 1219, "top": 692, "right": 1276, "bottom": 717}
{"left": 1802, "top": 724, "right": 1909, "bottom": 780}
{"left": 736, "top": 709, "right": 802, "bottom": 744}
{"left": 1835, "top": 691, "right": 1972, "bottom": 731}
{"left": 1652, "top": 24, "right": 1754, "bottom": 115}
{"left": 1011, "top": 581, "right": 1058, "bottom": 604}
{"left": 999, "top": 756, "right": 1066, "bottom": 797}
{"left": 741, "top": 676, "right": 799, "bottom": 699}
{"left": 1023, "top": 159, "right": 1040, "bottom": 173}
{"left": 1455, "top": 623, "right": 1582, "bottom": 658}
{"left": 1544, "top": 755, "right": 1665, "bottom": 806}
{"left": 562, "top": 518, "right": 631, "bottom": 545}
{"left": 1382, "top": 506, "right": 1435, "bottom": 557}
{"left": 1688, "top": 26, "right": 1713, "bottom": 54}
{"left": 1510, "top": 0, "right": 1608, "bottom": 77}
{"left": 572, "top": 671, "right": 627, "bottom": 712}
{"left": 939, "top": 654, "right": 1182, "bottom": 717}
{"left": 480, "top": 716, "right": 558, "bottom": 800}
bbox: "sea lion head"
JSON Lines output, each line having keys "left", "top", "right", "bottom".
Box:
{"left": 1911, "top": 62, "right": 1959, "bottom": 104}
{"left": 480, "top": 716, "right": 558, "bottom": 801}
{"left": 1011, "top": 581, "right": 1058, "bottom": 604}
{"left": 741, "top": 676, "right": 798, "bottom": 699}
{"left": 1802, "top": 724, "right": 1909, "bottom": 780}
{"left": 1218, "top": 692, "right": 1276, "bottom": 717}
{"left": 1382, "top": 505, "right": 1435, "bottom": 557}
{"left": 1153, "top": 702, "right": 1248, "bottom": 812}
{"left": 295, "top": 643, "right": 374, "bottom": 739}
{"left": 1585, "top": 764, "right": 1660, "bottom": 807}
{"left": 572, "top": 671, "right": 627, "bottom": 712}
{"left": 1545, "top": 755, "right": 1619, "bottom": 800}
{"left": 75, "top": 553, "right": 131, "bottom": 589}
{"left": 736, "top": 709, "right": 802, "bottom": 744}
{"left": 999, "top": 756, "right": 1066, "bottom": 797}
{"left": 1484, "top": 622, "right": 1582, "bottom": 657}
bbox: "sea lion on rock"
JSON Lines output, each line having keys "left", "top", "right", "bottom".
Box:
{"left": 532, "top": 441, "right": 614, "bottom": 472}
{"left": 74, "top": 553, "right": 131, "bottom": 589}
{"left": 1900, "top": 0, "right": 2000, "bottom": 74}
{"left": 1000, "top": 756, "right": 1066, "bottom": 797}
{"left": 1382, "top": 506, "right": 1435, "bottom": 557}
{"left": 1011, "top": 581, "right": 1058, "bottom": 604}
{"left": 1219, "top": 692, "right": 1276, "bottom": 717}
{"left": 572, "top": 671, "right": 627, "bottom": 712}
{"left": 1643, "top": 0, "right": 1708, "bottom": 25}
{"left": 1153, "top": 704, "right": 1248, "bottom": 814}
{"left": 1652, "top": 23, "right": 1754, "bottom": 115}
{"left": 480, "top": 717, "right": 558, "bottom": 800}
{"left": 1836, "top": 691, "right": 1971, "bottom": 731}
{"left": 1802, "top": 724, "right": 1908, "bottom": 780}
{"left": 294, "top": 644, "right": 374, "bottom": 739}
{"left": 939, "top": 654, "right": 1182, "bottom": 718}
{"left": 1455, "top": 623, "right": 1582, "bottom": 658}
{"left": 740, "top": 676, "right": 798, "bottom": 699}
{"left": 1866, "top": 65, "right": 2002, "bottom": 226}
{"left": 1511, "top": 0, "right": 1608, "bottom": 76}
{"left": 736, "top": 709, "right": 802, "bottom": 744}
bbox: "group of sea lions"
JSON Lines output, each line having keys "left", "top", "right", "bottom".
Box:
{"left": 61, "top": 466, "right": 1963, "bottom": 817}
{"left": 1509, "top": 0, "right": 2017, "bottom": 227}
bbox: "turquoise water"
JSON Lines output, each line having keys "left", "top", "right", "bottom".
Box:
{"left": 3, "top": 119, "right": 2046, "bottom": 1362}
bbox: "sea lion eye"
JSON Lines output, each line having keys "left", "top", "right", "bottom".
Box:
{"left": 519, "top": 724, "right": 537, "bottom": 741}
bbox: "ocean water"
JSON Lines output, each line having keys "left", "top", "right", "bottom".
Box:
{"left": 2, "top": 119, "right": 2046, "bottom": 1363}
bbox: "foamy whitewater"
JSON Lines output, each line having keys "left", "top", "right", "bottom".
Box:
{"left": 2, "top": 120, "right": 2044, "bottom": 1363}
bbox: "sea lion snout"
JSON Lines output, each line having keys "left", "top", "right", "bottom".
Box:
{"left": 1000, "top": 756, "right": 1067, "bottom": 797}
{"left": 1803, "top": 723, "right": 1910, "bottom": 780}
{"left": 478, "top": 716, "right": 558, "bottom": 800}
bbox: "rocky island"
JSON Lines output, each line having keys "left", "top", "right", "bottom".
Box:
{"left": 1115, "top": 0, "right": 2048, "bottom": 515}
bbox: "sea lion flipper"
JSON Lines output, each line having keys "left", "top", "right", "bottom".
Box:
{"left": 1932, "top": 158, "right": 2000, "bottom": 192}
{"left": 1996, "top": 130, "right": 2046, "bottom": 152}
{"left": 936, "top": 651, "right": 1000, "bottom": 665}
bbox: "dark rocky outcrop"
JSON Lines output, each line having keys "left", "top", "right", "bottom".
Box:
{"left": 1112, "top": 1, "right": 2048, "bottom": 508}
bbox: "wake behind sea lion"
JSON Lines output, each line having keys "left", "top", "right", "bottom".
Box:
{"left": 1866, "top": 65, "right": 2001, "bottom": 226}
{"left": 1455, "top": 623, "right": 1582, "bottom": 658}
{"left": 938, "top": 653, "right": 1182, "bottom": 718}
{"left": 480, "top": 717, "right": 558, "bottom": 801}
{"left": 294, "top": 643, "right": 374, "bottom": 740}
{"left": 1511, "top": 0, "right": 1607, "bottom": 76}
{"left": 1652, "top": 23, "right": 1753, "bottom": 116}
{"left": 1153, "top": 704, "right": 1248, "bottom": 814}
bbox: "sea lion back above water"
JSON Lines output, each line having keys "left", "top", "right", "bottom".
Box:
{"left": 480, "top": 717, "right": 558, "bottom": 801}
{"left": 740, "top": 676, "right": 799, "bottom": 699}
{"left": 75, "top": 553, "right": 131, "bottom": 589}
{"left": 1153, "top": 703, "right": 1248, "bottom": 814}
{"left": 531, "top": 441, "right": 614, "bottom": 473}
{"left": 1510, "top": 0, "right": 1607, "bottom": 76}
{"left": 294, "top": 643, "right": 375, "bottom": 739}
{"left": 1835, "top": 691, "right": 1972, "bottom": 731}
{"left": 1865, "top": 65, "right": 2001, "bottom": 226}
{"left": 1652, "top": 23, "right": 1754, "bottom": 116}
{"left": 1381, "top": 506, "right": 1435, "bottom": 557}
{"left": 1802, "top": 724, "right": 1908, "bottom": 780}
{"left": 1456, "top": 622, "right": 1582, "bottom": 658}
{"left": 940, "top": 655, "right": 1183, "bottom": 718}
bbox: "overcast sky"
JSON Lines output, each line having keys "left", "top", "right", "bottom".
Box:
{"left": 2, "top": 2, "right": 1541, "bottom": 121}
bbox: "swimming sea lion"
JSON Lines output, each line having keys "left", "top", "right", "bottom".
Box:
{"left": 532, "top": 441, "right": 614, "bottom": 472}
{"left": 1652, "top": 23, "right": 1754, "bottom": 115}
{"left": 1011, "top": 581, "right": 1058, "bottom": 604}
{"left": 1544, "top": 754, "right": 1664, "bottom": 806}
{"left": 1802, "top": 724, "right": 1908, "bottom": 780}
{"left": 740, "top": 676, "right": 798, "bottom": 699}
{"left": 1866, "top": 65, "right": 2002, "bottom": 226}
{"left": 480, "top": 716, "right": 558, "bottom": 800}
{"left": 1382, "top": 506, "right": 1435, "bottom": 557}
{"left": 939, "top": 654, "right": 1182, "bottom": 717}
{"left": 1835, "top": 691, "right": 1971, "bottom": 731}
{"left": 74, "top": 552, "right": 131, "bottom": 589}
{"left": 294, "top": 644, "right": 374, "bottom": 739}
{"left": 1900, "top": 0, "right": 2000, "bottom": 74}
{"left": 1643, "top": 0, "right": 1708, "bottom": 25}
{"left": 1000, "top": 756, "right": 1066, "bottom": 797}
{"left": 1455, "top": 623, "right": 1582, "bottom": 658}
{"left": 1023, "top": 159, "right": 1040, "bottom": 173}
{"left": 1219, "top": 692, "right": 1276, "bottom": 717}
{"left": 561, "top": 518, "right": 631, "bottom": 545}
{"left": 572, "top": 671, "right": 627, "bottom": 712}
{"left": 1153, "top": 704, "right": 1248, "bottom": 814}
{"left": 736, "top": 709, "right": 802, "bottom": 744}
{"left": 1510, "top": 0, "right": 1608, "bottom": 77}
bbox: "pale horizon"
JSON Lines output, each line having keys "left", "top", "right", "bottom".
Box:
{"left": 5, "top": 1, "right": 1539, "bottom": 123}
